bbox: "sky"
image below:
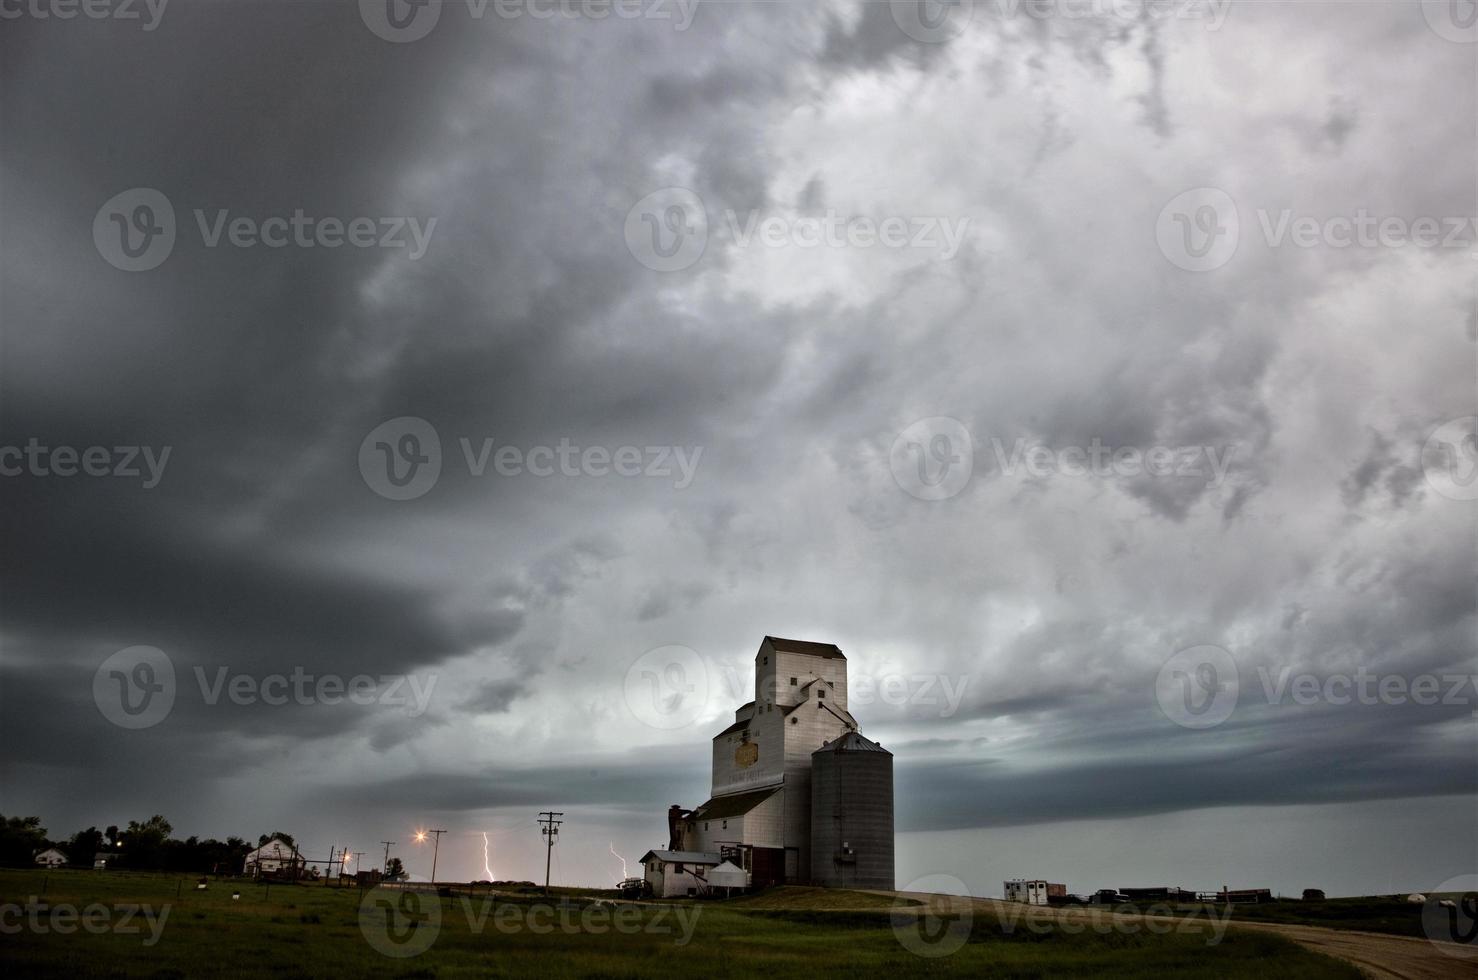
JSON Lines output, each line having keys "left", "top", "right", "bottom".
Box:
{"left": 1, "top": 0, "right": 1475, "bottom": 899}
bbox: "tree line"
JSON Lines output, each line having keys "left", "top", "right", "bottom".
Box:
{"left": 1, "top": 813, "right": 298, "bottom": 875}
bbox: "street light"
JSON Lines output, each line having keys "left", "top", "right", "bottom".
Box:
{"left": 415, "top": 828, "right": 446, "bottom": 884}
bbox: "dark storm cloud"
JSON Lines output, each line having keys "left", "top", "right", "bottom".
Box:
{"left": 0, "top": 476, "right": 525, "bottom": 678}
{"left": 329, "top": 752, "right": 709, "bottom": 812}
{"left": 897, "top": 734, "right": 1475, "bottom": 832}
{"left": 462, "top": 678, "right": 533, "bottom": 714}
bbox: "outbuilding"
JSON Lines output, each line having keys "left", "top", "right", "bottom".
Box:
{"left": 33, "top": 848, "right": 68, "bottom": 868}
{"left": 244, "top": 838, "right": 305, "bottom": 879}
{"left": 640, "top": 849, "right": 722, "bottom": 898}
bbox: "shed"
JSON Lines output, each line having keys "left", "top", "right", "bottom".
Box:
{"left": 709, "top": 860, "right": 748, "bottom": 891}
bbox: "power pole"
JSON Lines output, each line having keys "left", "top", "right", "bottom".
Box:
{"left": 326, "top": 846, "right": 336, "bottom": 887}
{"left": 538, "top": 812, "right": 563, "bottom": 895}
{"left": 381, "top": 841, "right": 395, "bottom": 876}
{"left": 420, "top": 829, "right": 446, "bottom": 884}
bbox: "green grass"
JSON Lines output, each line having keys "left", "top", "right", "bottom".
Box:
{"left": 1209, "top": 894, "right": 1466, "bottom": 940}
{"left": 1, "top": 869, "right": 1362, "bottom": 979}
{"left": 720, "top": 885, "right": 916, "bottom": 909}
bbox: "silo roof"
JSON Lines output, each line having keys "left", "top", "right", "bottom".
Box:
{"left": 813, "top": 731, "right": 891, "bottom": 755}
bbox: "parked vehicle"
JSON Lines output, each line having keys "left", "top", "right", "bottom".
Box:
{"left": 617, "top": 877, "right": 652, "bottom": 900}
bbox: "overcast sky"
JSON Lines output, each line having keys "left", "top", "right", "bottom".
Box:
{"left": 1, "top": 0, "right": 1474, "bottom": 898}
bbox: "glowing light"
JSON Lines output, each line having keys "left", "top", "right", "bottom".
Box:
{"left": 609, "top": 843, "right": 628, "bottom": 882}
{"left": 482, "top": 832, "right": 494, "bottom": 882}
{"left": 414, "top": 830, "right": 428, "bottom": 843}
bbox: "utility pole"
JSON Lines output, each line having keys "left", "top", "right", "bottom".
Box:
{"left": 326, "top": 846, "right": 336, "bottom": 887}
{"left": 417, "top": 829, "right": 447, "bottom": 884}
{"left": 538, "top": 812, "right": 563, "bottom": 895}
{"left": 381, "top": 841, "right": 395, "bottom": 876}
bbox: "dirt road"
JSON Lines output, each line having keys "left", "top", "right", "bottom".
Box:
{"left": 1219, "top": 918, "right": 1474, "bottom": 980}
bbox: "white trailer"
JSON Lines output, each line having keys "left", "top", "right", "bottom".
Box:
{"left": 1005, "top": 879, "right": 1050, "bottom": 905}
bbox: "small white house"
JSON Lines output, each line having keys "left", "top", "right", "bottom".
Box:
{"left": 34, "top": 848, "right": 68, "bottom": 868}
{"left": 244, "top": 838, "right": 304, "bottom": 878}
{"left": 1005, "top": 879, "right": 1049, "bottom": 905}
{"left": 640, "top": 850, "right": 722, "bottom": 898}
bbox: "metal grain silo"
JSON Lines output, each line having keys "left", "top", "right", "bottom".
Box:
{"left": 810, "top": 732, "right": 894, "bottom": 889}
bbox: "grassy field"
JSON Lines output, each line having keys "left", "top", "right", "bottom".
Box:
{"left": 0, "top": 870, "right": 1362, "bottom": 979}
{"left": 1207, "top": 894, "right": 1466, "bottom": 940}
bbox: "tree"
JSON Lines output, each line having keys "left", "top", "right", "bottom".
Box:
{"left": 257, "top": 832, "right": 296, "bottom": 848}
{"left": 0, "top": 814, "right": 48, "bottom": 867}
{"left": 68, "top": 827, "right": 104, "bottom": 864}
{"left": 385, "top": 857, "right": 405, "bottom": 880}
{"left": 118, "top": 815, "right": 172, "bottom": 869}
{"left": 126, "top": 815, "right": 172, "bottom": 844}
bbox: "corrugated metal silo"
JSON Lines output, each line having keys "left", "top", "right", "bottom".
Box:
{"left": 810, "top": 731, "right": 894, "bottom": 889}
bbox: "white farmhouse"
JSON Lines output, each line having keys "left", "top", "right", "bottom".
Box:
{"left": 34, "top": 848, "right": 68, "bottom": 868}
{"left": 244, "top": 837, "right": 304, "bottom": 878}
{"left": 638, "top": 850, "right": 723, "bottom": 898}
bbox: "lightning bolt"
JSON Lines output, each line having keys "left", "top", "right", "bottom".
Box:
{"left": 483, "top": 832, "right": 494, "bottom": 882}
{"left": 609, "top": 842, "right": 627, "bottom": 882}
